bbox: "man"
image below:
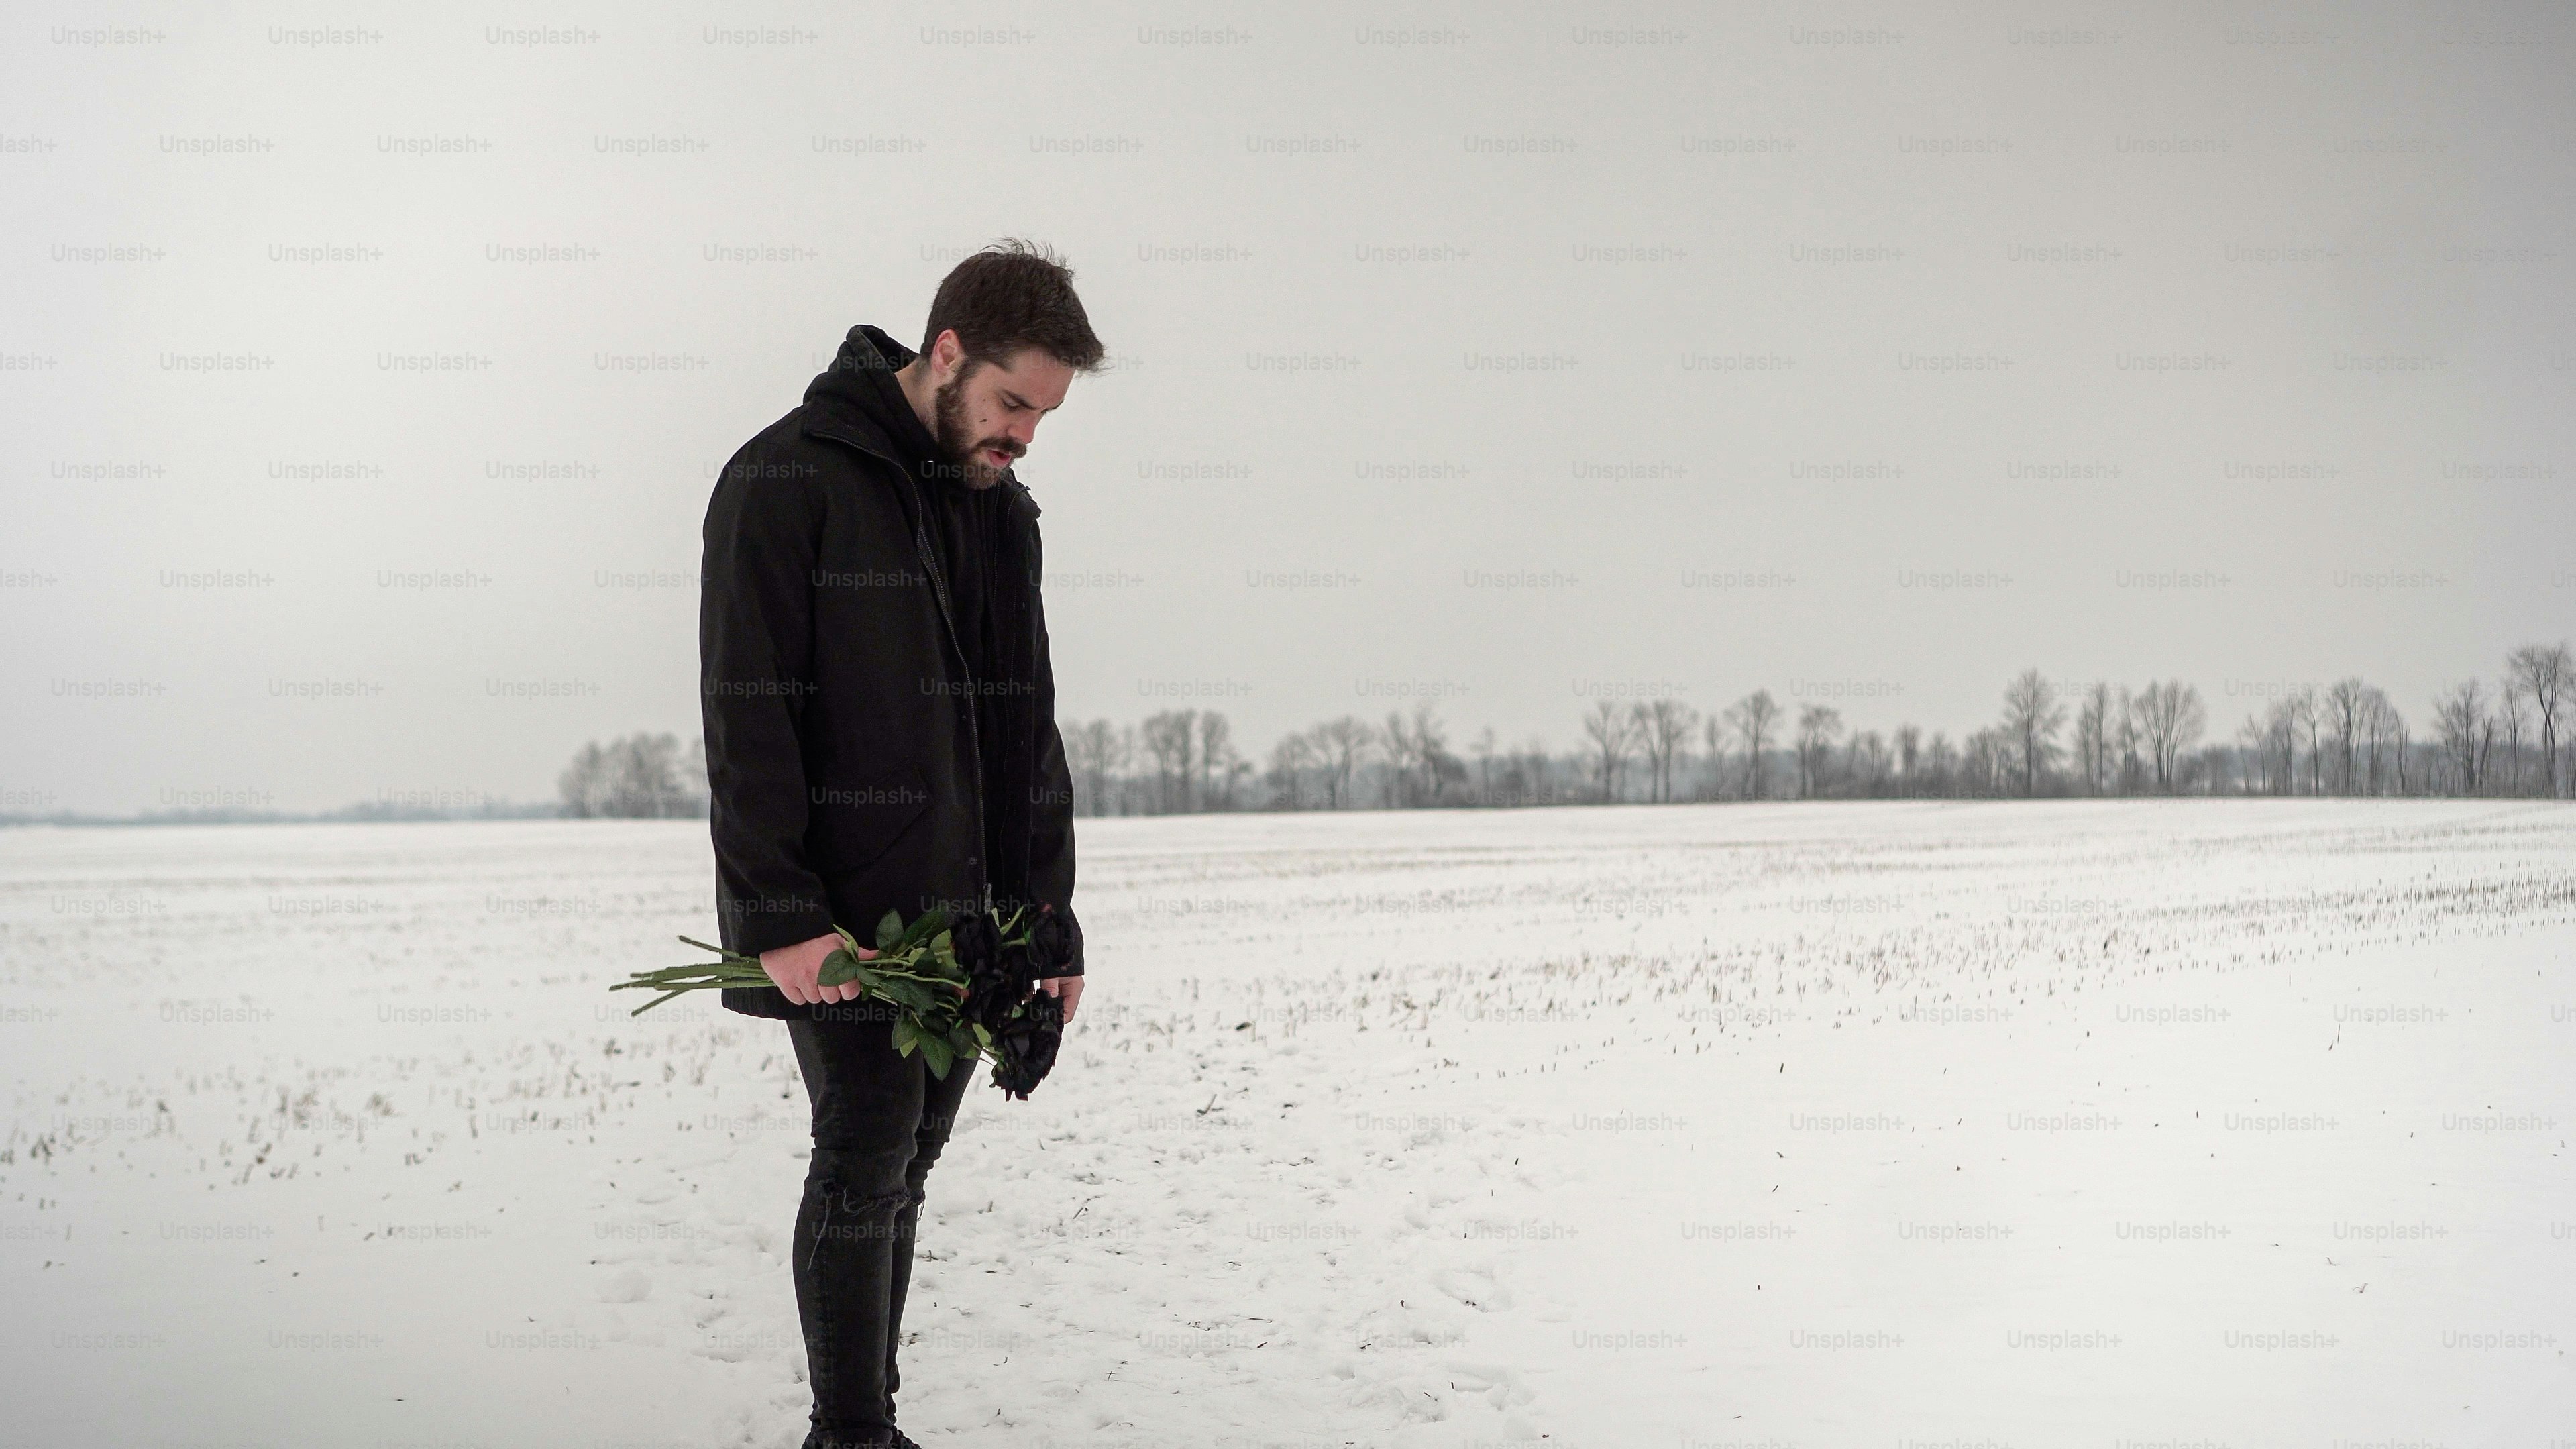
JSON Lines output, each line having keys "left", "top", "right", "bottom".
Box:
{"left": 698, "top": 239, "right": 1103, "bottom": 1449}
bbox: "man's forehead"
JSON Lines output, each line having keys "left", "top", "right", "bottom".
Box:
{"left": 976, "top": 347, "right": 1075, "bottom": 402}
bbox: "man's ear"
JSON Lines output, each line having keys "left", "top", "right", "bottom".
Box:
{"left": 931, "top": 329, "right": 967, "bottom": 382}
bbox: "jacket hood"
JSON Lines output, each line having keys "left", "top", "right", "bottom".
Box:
{"left": 797, "top": 322, "right": 1039, "bottom": 513}
{"left": 799, "top": 323, "right": 921, "bottom": 463}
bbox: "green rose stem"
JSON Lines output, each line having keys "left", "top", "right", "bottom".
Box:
{"left": 608, "top": 938, "right": 967, "bottom": 1013}
{"left": 608, "top": 906, "right": 1057, "bottom": 1093}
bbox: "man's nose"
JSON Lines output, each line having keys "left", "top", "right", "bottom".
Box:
{"left": 1006, "top": 417, "right": 1039, "bottom": 451}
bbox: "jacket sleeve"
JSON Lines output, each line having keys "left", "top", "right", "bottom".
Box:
{"left": 1024, "top": 524, "right": 1083, "bottom": 977}
{"left": 700, "top": 445, "right": 838, "bottom": 957}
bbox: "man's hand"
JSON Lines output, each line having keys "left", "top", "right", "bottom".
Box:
{"left": 760, "top": 932, "right": 875, "bottom": 1006}
{"left": 1039, "top": 975, "right": 1082, "bottom": 1025}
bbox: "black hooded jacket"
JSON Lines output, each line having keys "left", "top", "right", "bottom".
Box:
{"left": 837, "top": 327, "right": 1015, "bottom": 867}
{"left": 698, "top": 323, "right": 1081, "bottom": 1020}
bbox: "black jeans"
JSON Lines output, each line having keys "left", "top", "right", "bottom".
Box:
{"left": 786, "top": 1003, "right": 979, "bottom": 1448}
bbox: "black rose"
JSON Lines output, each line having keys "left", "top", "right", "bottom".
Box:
{"left": 957, "top": 913, "right": 1026, "bottom": 1034}
{"left": 950, "top": 911, "right": 999, "bottom": 973}
{"left": 1025, "top": 904, "right": 1079, "bottom": 977}
{"left": 989, "top": 989, "right": 1063, "bottom": 1101}
{"left": 997, "top": 933, "right": 1035, "bottom": 990}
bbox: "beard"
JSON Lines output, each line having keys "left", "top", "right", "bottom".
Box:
{"left": 932, "top": 364, "right": 1021, "bottom": 489}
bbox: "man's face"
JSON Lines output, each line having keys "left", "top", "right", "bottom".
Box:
{"left": 928, "top": 337, "right": 1076, "bottom": 488}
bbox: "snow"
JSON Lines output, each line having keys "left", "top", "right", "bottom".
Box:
{"left": 4, "top": 800, "right": 2573, "bottom": 1444}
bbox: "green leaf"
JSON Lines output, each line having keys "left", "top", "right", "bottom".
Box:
{"left": 818, "top": 947, "right": 859, "bottom": 987}
{"left": 875, "top": 910, "right": 904, "bottom": 952}
{"left": 877, "top": 981, "right": 937, "bottom": 1014}
{"left": 903, "top": 906, "right": 950, "bottom": 948}
{"left": 890, "top": 1015, "right": 919, "bottom": 1057}
{"left": 917, "top": 1034, "right": 953, "bottom": 1078}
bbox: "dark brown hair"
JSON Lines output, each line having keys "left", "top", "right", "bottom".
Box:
{"left": 921, "top": 238, "right": 1106, "bottom": 374}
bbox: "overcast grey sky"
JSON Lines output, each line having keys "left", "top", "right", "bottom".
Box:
{"left": 5, "top": 1, "right": 2572, "bottom": 813}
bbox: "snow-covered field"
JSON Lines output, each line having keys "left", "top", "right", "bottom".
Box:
{"left": 4, "top": 800, "right": 2573, "bottom": 1446}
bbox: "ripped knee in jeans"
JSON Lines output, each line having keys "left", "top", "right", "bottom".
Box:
{"left": 804, "top": 1144, "right": 912, "bottom": 1199}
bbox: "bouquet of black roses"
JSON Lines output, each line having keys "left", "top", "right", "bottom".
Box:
{"left": 609, "top": 903, "right": 1073, "bottom": 1099}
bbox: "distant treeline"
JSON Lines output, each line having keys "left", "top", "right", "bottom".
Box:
{"left": 0, "top": 731, "right": 704, "bottom": 827}
{"left": 0, "top": 798, "right": 559, "bottom": 828}
{"left": 17, "top": 645, "right": 2565, "bottom": 827}
{"left": 1066, "top": 641, "right": 2575, "bottom": 814}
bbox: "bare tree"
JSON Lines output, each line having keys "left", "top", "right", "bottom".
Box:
{"left": 2290, "top": 686, "right": 2324, "bottom": 794}
{"left": 560, "top": 733, "right": 693, "bottom": 818}
{"left": 1998, "top": 669, "right": 2066, "bottom": 796}
{"left": 2114, "top": 687, "right": 2143, "bottom": 792}
{"left": 1725, "top": 690, "right": 1780, "bottom": 800}
{"left": 1580, "top": 698, "right": 1635, "bottom": 803}
{"left": 2074, "top": 682, "right": 2112, "bottom": 794}
{"left": 1893, "top": 724, "right": 1921, "bottom": 798}
{"left": 2134, "top": 680, "right": 2206, "bottom": 794}
{"left": 624, "top": 733, "right": 690, "bottom": 816}
{"left": 1312, "top": 716, "right": 1371, "bottom": 809}
{"left": 2233, "top": 714, "right": 2265, "bottom": 796}
{"left": 1373, "top": 712, "right": 1410, "bottom": 807}
{"left": 1065, "top": 718, "right": 1120, "bottom": 815}
{"left": 1265, "top": 730, "right": 1318, "bottom": 809}
{"left": 2361, "top": 687, "right": 2398, "bottom": 796}
{"left": 1793, "top": 704, "right": 1843, "bottom": 798}
{"left": 2434, "top": 680, "right": 2487, "bottom": 794}
{"left": 2278, "top": 697, "right": 2306, "bottom": 793}
{"left": 1196, "top": 711, "right": 1238, "bottom": 810}
{"left": 1633, "top": 698, "right": 1698, "bottom": 804}
{"left": 1496, "top": 734, "right": 1558, "bottom": 808}
{"left": 1112, "top": 722, "right": 1140, "bottom": 813}
{"left": 558, "top": 741, "right": 610, "bottom": 818}
{"left": 2322, "top": 678, "right": 2370, "bottom": 794}
{"left": 1407, "top": 700, "right": 1461, "bottom": 804}
{"left": 1923, "top": 731, "right": 1958, "bottom": 796}
{"left": 2507, "top": 642, "right": 2571, "bottom": 797}
{"left": 1140, "top": 709, "right": 1198, "bottom": 812}
{"left": 2191, "top": 743, "right": 2231, "bottom": 794}
{"left": 1961, "top": 725, "right": 2009, "bottom": 796}
{"left": 1847, "top": 729, "right": 1890, "bottom": 795}
{"left": 2496, "top": 680, "right": 2531, "bottom": 796}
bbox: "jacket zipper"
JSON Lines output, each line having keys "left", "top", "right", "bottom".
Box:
{"left": 806, "top": 423, "right": 989, "bottom": 909}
